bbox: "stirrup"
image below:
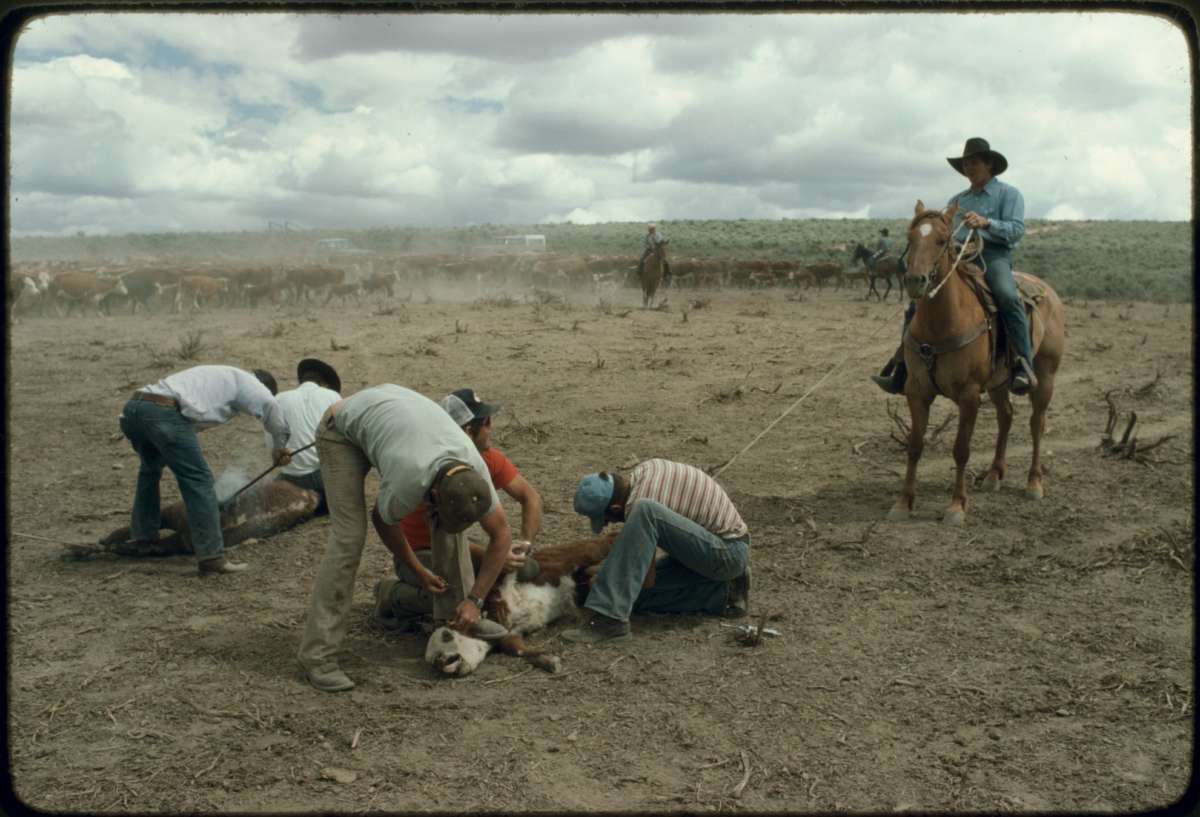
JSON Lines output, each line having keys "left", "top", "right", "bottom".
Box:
{"left": 1010, "top": 358, "right": 1038, "bottom": 395}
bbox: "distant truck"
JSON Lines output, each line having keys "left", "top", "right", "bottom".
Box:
{"left": 498, "top": 234, "right": 547, "bottom": 252}
{"left": 316, "top": 237, "right": 373, "bottom": 256}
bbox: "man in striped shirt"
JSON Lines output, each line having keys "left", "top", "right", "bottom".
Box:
{"left": 564, "top": 458, "right": 751, "bottom": 645}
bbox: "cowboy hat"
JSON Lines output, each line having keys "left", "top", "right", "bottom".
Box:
{"left": 296, "top": 358, "right": 342, "bottom": 393}
{"left": 947, "top": 137, "right": 1008, "bottom": 177}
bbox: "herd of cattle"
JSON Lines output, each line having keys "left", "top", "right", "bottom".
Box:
{"left": 7, "top": 249, "right": 875, "bottom": 320}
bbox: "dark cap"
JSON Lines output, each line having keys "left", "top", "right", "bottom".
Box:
{"left": 432, "top": 462, "right": 492, "bottom": 533}
{"left": 449, "top": 388, "right": 500, "bottom": 421}
{"left": 297, "top": 358, "right": 341, "bottom": 393}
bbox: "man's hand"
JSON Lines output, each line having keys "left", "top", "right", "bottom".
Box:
{"left": 502, "top": 539, "right": 531, "bottom": 574}
{"left": 450, "top": 599, "right": 480, "bottom": 631}
{"left": 416, "top": 568, "right": 448, "bottom": 595}
{"left": 272, "top": 448, "right": 292, "bottom": 468}
{"left": 962, "top": 211, "right": 990, "bottom": 230}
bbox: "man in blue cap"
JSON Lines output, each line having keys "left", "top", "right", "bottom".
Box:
{"left": 562, "top": 458, "right": 751, "bottom": 645}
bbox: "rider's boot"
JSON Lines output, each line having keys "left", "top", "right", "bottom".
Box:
{"left": 1010, "top": 356, "right": 1038, "bottom": 396}
{"left": 871, "top": 345, "right": 908, "bottom": 395}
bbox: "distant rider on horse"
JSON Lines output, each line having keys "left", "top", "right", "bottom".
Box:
{"left": 638, "top": 223, "right": 671, "bottom": 283}
{"left": 872, "top": 137, "right": 1037, "bottom": 397}
{"left": 868, "top": 228, "right": 892, "bottom": 273}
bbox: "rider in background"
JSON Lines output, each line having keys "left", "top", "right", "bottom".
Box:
{"left": 637, "top": 223, "right": 671, "bottom": 285}
{"left": 868, "top": 227, "right": 892, "bottom": 274}
{"left": 872, "top": 137, "right": 1034, "bottom": 396}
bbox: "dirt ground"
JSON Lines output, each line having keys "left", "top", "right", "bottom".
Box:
{"left": 7, "top": 280, "right": 1194, "bottom": 812}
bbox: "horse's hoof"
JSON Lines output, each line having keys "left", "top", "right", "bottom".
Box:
{"left": 943, "top": 509, "right": 966, "bottom": 526}
{"left": 886, "top": 507, "right": 911, "bottom": 522}
{"left": 1025, "top": 486, "right": 1044, "bottom": 501}
{"left": 982, "top": 474, "right": 1003, "bottom": 492}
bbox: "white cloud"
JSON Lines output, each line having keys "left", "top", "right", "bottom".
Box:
{"left": 8, "top": 10, "right": 1192, "bottom": 235}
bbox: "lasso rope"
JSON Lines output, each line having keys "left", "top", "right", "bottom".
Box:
{"left": 926, "top": 227, "right": 976, "bottom": 300}
{"left": 711, "top": 298, "right": 910, "bottom": 479}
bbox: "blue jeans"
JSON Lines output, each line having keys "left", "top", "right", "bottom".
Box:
{"left": 586, "top": 500, "right": 750, "bottom": 622}
{"left": 981, "top": 250, "right": 1034, "bottom": 365}
{"left": 119, "top": 400, "right": 223, "bottom": 562}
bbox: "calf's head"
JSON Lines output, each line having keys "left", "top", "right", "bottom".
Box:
{"left": 424, "top": 626, "right": 490, "bottom": 677}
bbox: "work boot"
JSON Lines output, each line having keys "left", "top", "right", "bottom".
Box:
{"left": 372, "top": 578, "right": 405, "bottom": 630}
{"left": 198, "top": 556, "right": 249, "bottom": 575}
{"left": 1010, "top": 357, "right": 1038, "bottom": 396}
{"left": 725, "top": 565, "right": 751, "bottom": 619}
{"left": 561, "top": 612, "right": 632, "bottom": 645}
{"left": 871, "top": 359, "right": 908, "bottom": 395}
{"left": 301, "top": 659, "right": 355, "bottom": 693}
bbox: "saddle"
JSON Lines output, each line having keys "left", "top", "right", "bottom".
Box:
{"left": 957, "top": 262, "right": 1044, "bottom": 366}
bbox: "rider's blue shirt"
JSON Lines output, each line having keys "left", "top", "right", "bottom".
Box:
{"left": 947, "top": 177, "right": 1025, "bottom": 251}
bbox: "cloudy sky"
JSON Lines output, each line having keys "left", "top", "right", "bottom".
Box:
{"left": 9, "top": 10, "right": 1192, "bottom": 236}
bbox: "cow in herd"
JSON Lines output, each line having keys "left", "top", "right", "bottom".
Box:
{"left": 9, "top": 243, "right": 894, "bottom": 323}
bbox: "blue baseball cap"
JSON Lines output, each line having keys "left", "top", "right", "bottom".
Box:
{"left": 573, "top": 473, "right": 615, "bottom": 534}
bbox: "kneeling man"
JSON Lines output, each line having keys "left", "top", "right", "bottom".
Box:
{"left": 564, "top": 458, "right": 751, "bottom": 645}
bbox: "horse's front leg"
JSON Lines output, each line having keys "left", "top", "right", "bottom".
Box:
{"left": 888, "top": 389, "right": 933, "bottom": 521}
{"left": 945, "top": 387, "right": 982, "bottom": 525}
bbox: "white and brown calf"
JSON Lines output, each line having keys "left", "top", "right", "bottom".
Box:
{"left": 425, "top": 533, "right": 618, "bottom": 677}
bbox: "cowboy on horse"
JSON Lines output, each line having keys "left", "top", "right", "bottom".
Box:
{"left": 637, "top": 223, "right": 671, "bottom": 284}
{"left": 868, "top": 227, "right": 892, "bottom": 272}
{"left": 872, "top": 138, "right": 1038, "bottom": 396}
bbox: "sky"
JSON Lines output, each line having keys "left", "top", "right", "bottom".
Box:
{"left": 8, "top": 10, "right": 1193, "bottom": 236}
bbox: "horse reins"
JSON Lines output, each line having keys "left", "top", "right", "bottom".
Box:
{"left": 923, "top": 221, "right": 977, "bottom": 300}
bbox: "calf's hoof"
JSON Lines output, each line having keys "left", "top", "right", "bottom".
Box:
{"left": 943, "top": 509, "right": 966, "bottom": 526}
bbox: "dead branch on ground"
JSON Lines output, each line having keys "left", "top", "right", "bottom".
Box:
{"left": 1099, "top": 390, "right": 1177, "bottom": 465}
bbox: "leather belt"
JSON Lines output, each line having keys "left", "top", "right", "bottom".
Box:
{"left": 132, "top": 391, "right": 179, "bottom": 408}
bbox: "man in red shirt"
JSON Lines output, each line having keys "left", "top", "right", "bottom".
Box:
{"left": 373, "top": 388, "right": 544, "bottom": 627}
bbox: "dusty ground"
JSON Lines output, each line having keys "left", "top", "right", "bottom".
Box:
{"left": 7, "top": 281, "right": 1194, "bottom": 812}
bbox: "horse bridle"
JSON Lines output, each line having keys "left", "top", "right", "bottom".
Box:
{"left": 905, "top": 211, "right": 974, "bottom": 300}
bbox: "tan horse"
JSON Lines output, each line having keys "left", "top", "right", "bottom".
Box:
{"left": 889, "top": 201, "right": 1066, "bottom": 525}
{"left": 640, "top": 240, "right": 668, "bottom": 308}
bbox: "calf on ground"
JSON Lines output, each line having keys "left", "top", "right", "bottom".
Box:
{"left": 425, "top": 533, "right": 618, "bottom": 677}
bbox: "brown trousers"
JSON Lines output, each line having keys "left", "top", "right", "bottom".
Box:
{"left": 297, "top": 408, "right": 474, "bottom": 667}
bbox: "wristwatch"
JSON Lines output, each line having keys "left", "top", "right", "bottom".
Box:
{"left": 467, "top": 593, "right": 485, "bottom": 610}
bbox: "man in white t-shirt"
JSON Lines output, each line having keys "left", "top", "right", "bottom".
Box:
{"left": 296, "top": 384, "right": 514, "bottom": 693}
{"left": 120, "top": 365, "right": 292, "bottom": 575}
{"left": 262, "top": 358, "right": 342, "bottom": 515}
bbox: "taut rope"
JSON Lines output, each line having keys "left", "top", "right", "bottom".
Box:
{"left": 711, "top": 299, "right": 909, "bottom": 479}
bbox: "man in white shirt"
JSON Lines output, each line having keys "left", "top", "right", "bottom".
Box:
{"left": 263, "top": 358, "right": 342, "bottom": 515}
{"left": 297, "top": 384, "right": 512, "bottom": 693}
{"left": 120, "top": 365, "right": 292, "bottom": 575}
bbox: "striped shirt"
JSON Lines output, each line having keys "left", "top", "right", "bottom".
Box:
{"left": 626, "top": 459, "right": 748, "bottom": 540}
